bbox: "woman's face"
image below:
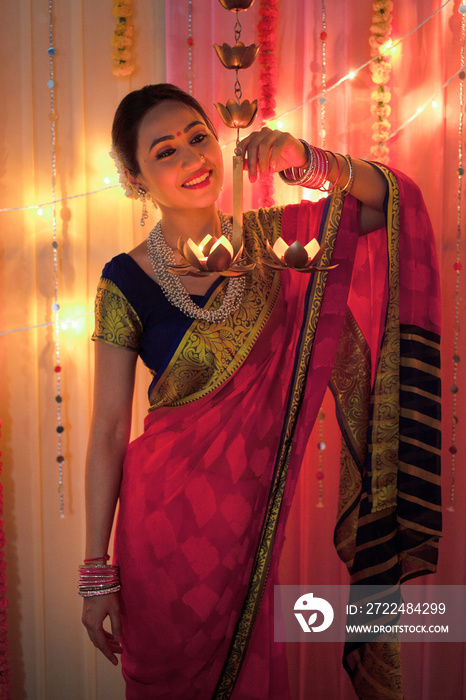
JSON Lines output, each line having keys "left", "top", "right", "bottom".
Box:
{"left": 132, "top": 100, "right": 224, "bottom": 214}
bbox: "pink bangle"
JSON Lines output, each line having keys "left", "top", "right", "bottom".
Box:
{"left": 83, "top": 554, "right": 110, "bottom": 564}
{"left": 278, "top": 141, "right": 334, "bottom": 190}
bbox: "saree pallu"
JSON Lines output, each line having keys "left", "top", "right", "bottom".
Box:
{"left": 113, "top": 167, "right": 441, "bottom": 700}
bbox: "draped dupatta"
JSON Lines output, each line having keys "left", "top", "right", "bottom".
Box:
{"left": 330, "top": 166, "right": 442, "bottom": 698}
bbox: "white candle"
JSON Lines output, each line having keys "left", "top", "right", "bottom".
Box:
{"left": 232, "top": 154, "right": 243, "bottom": 252}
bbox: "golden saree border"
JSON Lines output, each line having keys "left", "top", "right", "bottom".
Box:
{"left": 330, "top": 308, "right": 372, "bottom": 568}
{"left": 367, "top": 166, "right": 400, "bottom": 513}
{"left": 147, "top": 208, "right": 284, "bottom": 410}
{"left": 92, "top": 277, "right": 143, "bottom": 351}
{"left": 214, "top": 192, "right": 346, "bottom": 700}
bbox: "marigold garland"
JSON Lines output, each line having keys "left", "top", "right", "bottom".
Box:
{"left": 257, "top": 0, "right": 278, "bottom": 207}
{"left": 111, "top": 0, "right": 135, "bottom": 77}
{"left": 369, "top": 0, "right": 393, "bottom": 163}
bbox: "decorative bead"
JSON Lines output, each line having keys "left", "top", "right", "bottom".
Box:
{"left": 47, "top": 46, "right": 56, "bottom": 56}
{"left": 318, "top": 97, "right": 327, "bottom": 105}
{"left": 449, "top": 445, "right": 458, "bottom": 455}
{"left": 320, "top": 31, "right": 327, "bottom": 40}
{"left": 52, "top": 302, "right": 60, "bottom": 312}
{"left": 186, "top": 69, "right": 195, "bottom": 80}
{"left": 187, "top": 37, "right": 194, "bottom": 46}
{"left": 459, "top": 70, "right": 466, "bottom": 80}
{"left": 55, "top": 395, "right": 63, "bottom": 402}
{"left": 453, "top": 262, "right": 462, "bottom": 271}
{"left": 52, "top": 241, "right": 59, "bottom": 249}
{"left": 450, "top": 384, "right": 459, "bottom": 394}
{"left": 316, "top": 471, "right": 325, "bottom": 480}
{"left": 317, "top": 441, "right": 326, "bottom": 451}
{"left": 452, "top": 415, "right": 459, "bottom": 425}
{"left": 47, "top": 79, "right": 55, "bottom": 89}
{"left": 56, "top": 455, "right": 65, "bottom": 463}
{"left": 56, "top": 425, "right": 65, "bottom": 434}
{"left": 459, "top": 5, "right": 466, "bottom": 14}
{"left": 54, "top": 365, "right": 61, "bottom": 373}
{"left": 453, "top": 354, "right": 460, "bottom": 363}
{"left": 458, "top": 167, "right": 464, "bottom": 176}
{"left": 318, "top": 410, "right": 325, "bottom": 420}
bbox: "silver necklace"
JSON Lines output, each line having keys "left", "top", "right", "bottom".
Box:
{"left": 147, "top": 212, "right": 246, "bottom": 323}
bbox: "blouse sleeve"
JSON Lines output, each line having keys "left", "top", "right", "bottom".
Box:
{"left": 91, "top": 277, "right": 143, "bottom": 352}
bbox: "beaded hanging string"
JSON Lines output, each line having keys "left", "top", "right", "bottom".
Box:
{"left": 319, "top": 1, "right": 327, "bottom": 150}
{"left": 187, "top": 0, "right": 194, "bottom": 93}
{"left": 368, "top": 0, "right": 393, "bottom": 163}
{"left": 448, "top": 6, "right": 465, "bottom": 512}
{"left": 257, "top": 0, "right": 278, "bottom": 207}
{"left": 315, "top": 0, "right": 328, "bottom": 507}
{"left": 47, "top": 0, "right": 65, "bottom": 517}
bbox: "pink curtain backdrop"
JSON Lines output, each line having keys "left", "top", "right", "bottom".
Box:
{"left": 1, "top": 1, "right": 464, "bottom": 698}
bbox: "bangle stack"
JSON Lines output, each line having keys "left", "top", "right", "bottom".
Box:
{"left": 279, "top": 141, "right": 331, "bottom": 190}
{"left": 78, "top": 563, "right": 121, "bottom": 597}
{"left": 279, "top": 141, "right": 354, "bottom": 196}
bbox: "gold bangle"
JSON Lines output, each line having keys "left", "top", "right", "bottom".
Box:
{"left": 336, "top": 153, "right": 354, "bottom": 196}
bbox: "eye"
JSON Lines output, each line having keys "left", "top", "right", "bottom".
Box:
{"left": 156, "top": 147, "right": 175, "bottom": 160}
{"left": 191, "top": 133, "right": 207, "bottom": 145}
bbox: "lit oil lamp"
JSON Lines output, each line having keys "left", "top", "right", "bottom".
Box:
{"left": 168, "top": 233, "right": 254, "bottom": 277}
{"left": 262, "top": 238, "right": 337, "bottom": 272}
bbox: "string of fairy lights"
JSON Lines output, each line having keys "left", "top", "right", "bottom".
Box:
{"left": 0, "top": 0, "right": 463, "bottom": 514}
{"left": 0, "top": 2, "right": 457, "bottom": 218}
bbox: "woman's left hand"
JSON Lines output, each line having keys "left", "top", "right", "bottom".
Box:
{"left": 238, "top": 127, "right": 307, "bottom": 183}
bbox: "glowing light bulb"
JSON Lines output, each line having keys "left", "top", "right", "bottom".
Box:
{"left": 432, "top": 100, "right": 439, "bottom": 109}
{"left": 276, "top": 120, "right": 284, "bottom": 130}
{"left": 37, "top": 207, "right": 44, "bottom": 216}
{"left": 71, "top": 321, "right": 78, "bottom": 329}
{"left": 348, "top": 71, "right": 356, "bottom": 80}
{"left": 103, "top": 177, "right": 111, "bottom": 185}
{"left": 380, "top": 39, "right": 393, "bottom": 54}
{"left": 61, "top": 321, "right": 68, "bottom": 330}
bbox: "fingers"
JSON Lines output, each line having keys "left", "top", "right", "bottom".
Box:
{"left": 82, "top": 595, "right": 123, "bottom": 666}
{"left": 238, "top": 127, "right": 304, "bottom": 183}
{"left": 239, "top": 127, "right": 277, "bottom": 183}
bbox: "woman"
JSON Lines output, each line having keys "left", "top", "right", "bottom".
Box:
{"left": 81, "top": 84, "right": 441, "bottom": 700}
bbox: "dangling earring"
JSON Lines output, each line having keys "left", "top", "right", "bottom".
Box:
{"left": 138, "top": 187, "right": 149, "bottom": 227}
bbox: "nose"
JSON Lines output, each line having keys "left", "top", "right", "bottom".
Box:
{"left": 181, "top": 146, "right": 205, "bottom": 170}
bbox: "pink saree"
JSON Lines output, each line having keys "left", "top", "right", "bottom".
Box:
{"left": 108, "top": 167, "right": 441, "bottom": 700}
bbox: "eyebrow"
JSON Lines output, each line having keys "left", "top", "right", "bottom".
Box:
{"left": 148, "top": 121, "right": 205, "bottom": 153}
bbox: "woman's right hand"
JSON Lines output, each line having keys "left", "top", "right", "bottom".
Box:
{"left": 82, "top": 593, "right": 123, "bottom": 665}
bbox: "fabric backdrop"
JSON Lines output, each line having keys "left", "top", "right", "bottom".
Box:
{"left": 1, "top": 1, "right": 465, "bottom": 698}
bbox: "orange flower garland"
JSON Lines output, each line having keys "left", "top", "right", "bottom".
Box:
{"left": 369, "top": 0, "right": 393, "bottom": 163}
{"left": 111, "top": 0, "right": 135, "bottom": 77}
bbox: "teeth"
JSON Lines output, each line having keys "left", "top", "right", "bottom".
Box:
{"left": 184, "top": 171, "right": 210, "bottom": 187}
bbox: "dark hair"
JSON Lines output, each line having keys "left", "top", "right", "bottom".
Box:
{"left": 111, "top": 83, "right": 218, "bottom": 177}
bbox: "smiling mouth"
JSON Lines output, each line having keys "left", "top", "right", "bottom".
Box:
{"left": 182, "top": 169, "right": 212, "bottom": 188}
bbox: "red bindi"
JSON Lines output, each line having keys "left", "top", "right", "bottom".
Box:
{"left": 176, "top": 131, "right": 182, "bottom": 137}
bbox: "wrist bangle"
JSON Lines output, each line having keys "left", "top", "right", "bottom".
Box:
{"left": 83, "top": 554, "right": 110, "bottom": 564}
{"left": 278, "top": 141, "right": 335, "bottom": 190}
{"left": 78, "top": 562, "right": 121, "bottom": 597}
{"left": 336, "top": 153, "right": 354, "bottom": 196}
